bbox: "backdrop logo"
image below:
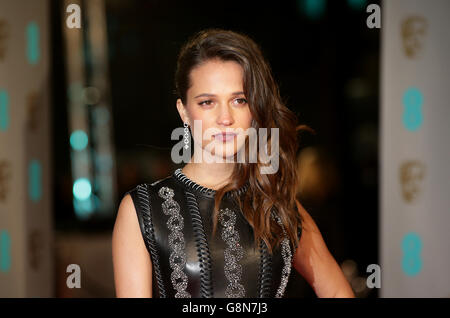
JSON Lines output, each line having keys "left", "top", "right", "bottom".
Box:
{"left": 402, "top": 87, "right": 424, "bottom": 132}
{"left": 401, "top": 16, "right": 427, "bottom": 59}
{"left": 28, "top": 159, "right": 42, "bottom": 202}
{"left": 0, "top": 19, "right": 8, "bottom": 61}
{"left": 28, "top": 229, "right": 43, "bottom": 271}
{"left": 399, "top": 160, "right": 425, "bottom": 203}
{"left": 401, "top": 232, "right": 423, "bottom": 276}
{"left": 0, "top": 89, "right": 9, "bottom": 131}
{"left": 0, "top": 229, "right": 11, "bottom": 273}
{"left": 0, "top": 159, "right": 11, "bottom": 203}
{"left": 26, "top": 91, "right": 41, "bottom": 132}
{"left": 26, "top": 22, "right": 40, "bottom": 65}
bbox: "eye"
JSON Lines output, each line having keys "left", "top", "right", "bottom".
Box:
{"left": 234, "top": 98, "right": 248, "bottom": 105}
{"left": 198, "top": 100, "right": 213, "bottom": 106}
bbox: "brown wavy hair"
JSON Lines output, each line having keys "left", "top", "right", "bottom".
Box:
{"left": 174, "top": 28, "right": 310, "bottom": 254}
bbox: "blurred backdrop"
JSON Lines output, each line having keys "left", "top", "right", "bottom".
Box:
{"left": 1, "top": 0, "right": 449, "bottom": 298}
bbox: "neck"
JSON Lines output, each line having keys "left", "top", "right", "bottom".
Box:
{"left": 181, "top": 160, "right": 235, "bottom": 191}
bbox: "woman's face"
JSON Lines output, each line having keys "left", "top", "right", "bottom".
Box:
{"left": 177, "top": 58, "right": 253, "bottom": 161}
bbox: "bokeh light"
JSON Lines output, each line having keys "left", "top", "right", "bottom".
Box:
{"left": 70, "top": 130, "right": 89, "bottom": 151}
{"left": 73, "top": 178, "right": 92, "bottom": 200}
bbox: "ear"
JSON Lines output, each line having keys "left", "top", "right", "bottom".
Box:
{"left": 176, "top": 98, "right": 189, "bottom": 125}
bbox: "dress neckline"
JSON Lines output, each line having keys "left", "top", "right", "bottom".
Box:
{"left": 173, "top": 168, "right": 249, "bottom": 198}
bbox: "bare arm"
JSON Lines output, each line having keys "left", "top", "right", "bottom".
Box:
{"left": 112, "top": 194, "right": 153, "bottom": 297}
{"left": 292, "top": 199, "right": 355, "bottom": 298}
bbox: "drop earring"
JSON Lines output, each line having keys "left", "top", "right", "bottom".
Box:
{"left": 183, "top": 122, "right": 190, "bottom": 149}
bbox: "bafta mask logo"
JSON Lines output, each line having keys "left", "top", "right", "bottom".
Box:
{"left": 0, "top": 160, "right": 11, "bottom": 203}
{"left": 28, "top": 229, "right": 43, "bottom": 271}
{"left": 399, "top": 160, "right": 425, "bottom": 203}
{"left": 401, "top": 16, "right": 428, "bottom": 59}
{"left": 0, "top": 19, "right": 8, "bottom": 61}
{"left": 26, "top": 91, "right": 41, "bottom": 132}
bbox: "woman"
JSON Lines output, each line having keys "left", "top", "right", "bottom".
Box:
{"left": 112, "top": 28, "right": 354, "bottom": 298}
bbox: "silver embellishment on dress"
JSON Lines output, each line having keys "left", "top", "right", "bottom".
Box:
{"left": 219, "top": 207, "right": 245, "bottom": 298}
{"left": 158, "top": 186, "right": 191, "bottom": 298}
{"left": 272, "top": 213, "right": 293, "bottom": 298}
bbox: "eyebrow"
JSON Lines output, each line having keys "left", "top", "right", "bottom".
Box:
{"left": 194, "top": 91, "right": 245, "bottom": 99}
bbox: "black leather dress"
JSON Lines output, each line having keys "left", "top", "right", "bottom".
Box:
{"left": 126, "top": 168, "right": 301, "bottom": 298}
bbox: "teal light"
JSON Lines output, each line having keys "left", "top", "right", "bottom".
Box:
{"left": 402, "top": 87, "right": 424, "bottom": 132}
{"left": 26, "top": 21, "right": 40, "bottom": 65}
{"left": 347, "top": 0, "right": 367, "bottom": 11}
{"left": 73, "top": 178, "right": 92, "bottom": 200}
{"left": 0, "top": 89, "right": 9, "bottom": 132}
{"left": 28, "top": 159, "right": 42, "bottom": 202}
{"left": 70, "top": 130, "right": 88, "bottom": 151}
{"left": 298, "top": 0, "right": 327, "bottom": 20}
{"left": 401, "top": 232, "right": 423, "bottom": 276}
{"left": 0, "top": 229, "right": 11, "bottom": 273}
{"left": 73, "top": 197, "right": 94, "bottom": 220}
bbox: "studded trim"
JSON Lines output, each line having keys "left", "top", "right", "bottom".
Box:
{"left": 135, "top": 184, "right": 167, "bottom": 297}
{"left": 271, "top": 212, "right": 293, "bottom": 298}
{"left": 219, "top": 207, "right": 245, "bottom": 298}
{"left": 185, "top": 191, "right": 214, "bottom": 298}
{"left": 158, "top": 186, "right": 191, "bottom": 298}
{"left": 257, "top": 239, "right": 272, "bottom": 298}
{"left": 173, "top": 168, "right": 249, "bottom": 198}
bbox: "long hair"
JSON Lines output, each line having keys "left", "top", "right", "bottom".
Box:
{"left": 174, "top": 28, "right": 309, "bottom": 253}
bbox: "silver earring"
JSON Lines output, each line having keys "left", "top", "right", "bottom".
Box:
{"left": 183, "top": 122, "right": 190, "bottom": 149}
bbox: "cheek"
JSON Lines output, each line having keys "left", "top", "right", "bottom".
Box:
{"left": 189, "top": 117, "right": 215, "bottom": 144}
{"left": 188, "top": 109, "right": 208, "bottom": 132}
{"left": 237, "top": 107, "right": 252, "bottom": 127}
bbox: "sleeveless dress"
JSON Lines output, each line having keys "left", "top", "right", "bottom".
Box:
{"left": 125, "top": 168, "right": 301, "bottom": 298}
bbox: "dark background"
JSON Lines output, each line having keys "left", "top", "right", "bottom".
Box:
{"left": 51, "top": 0, "right": 380, "bottom": 297}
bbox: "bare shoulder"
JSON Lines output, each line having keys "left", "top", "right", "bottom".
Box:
{"left": 113, "top": 193, "right": 147, "bottom": 255}
{"left": 293, "top": 198, "right": 331, "bottom": 258}
{"left": 293, "top": 198, "right": 354, "bottom": 297}
{"left": 112, "top": 193, "right": 153, "bottom": 297}
{"left": 294, "top": 198, "right": 320, "bottom": 235}
{"left": 115, "top": 194, "right": 139, "bottom": 230}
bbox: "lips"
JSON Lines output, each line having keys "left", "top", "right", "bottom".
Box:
{"left": 213, "top": 132, "right": 237, "bottom": 142}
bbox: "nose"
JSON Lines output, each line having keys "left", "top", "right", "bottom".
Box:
{"left": 216, "top": 104, "right": 234, "bottom": 127}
